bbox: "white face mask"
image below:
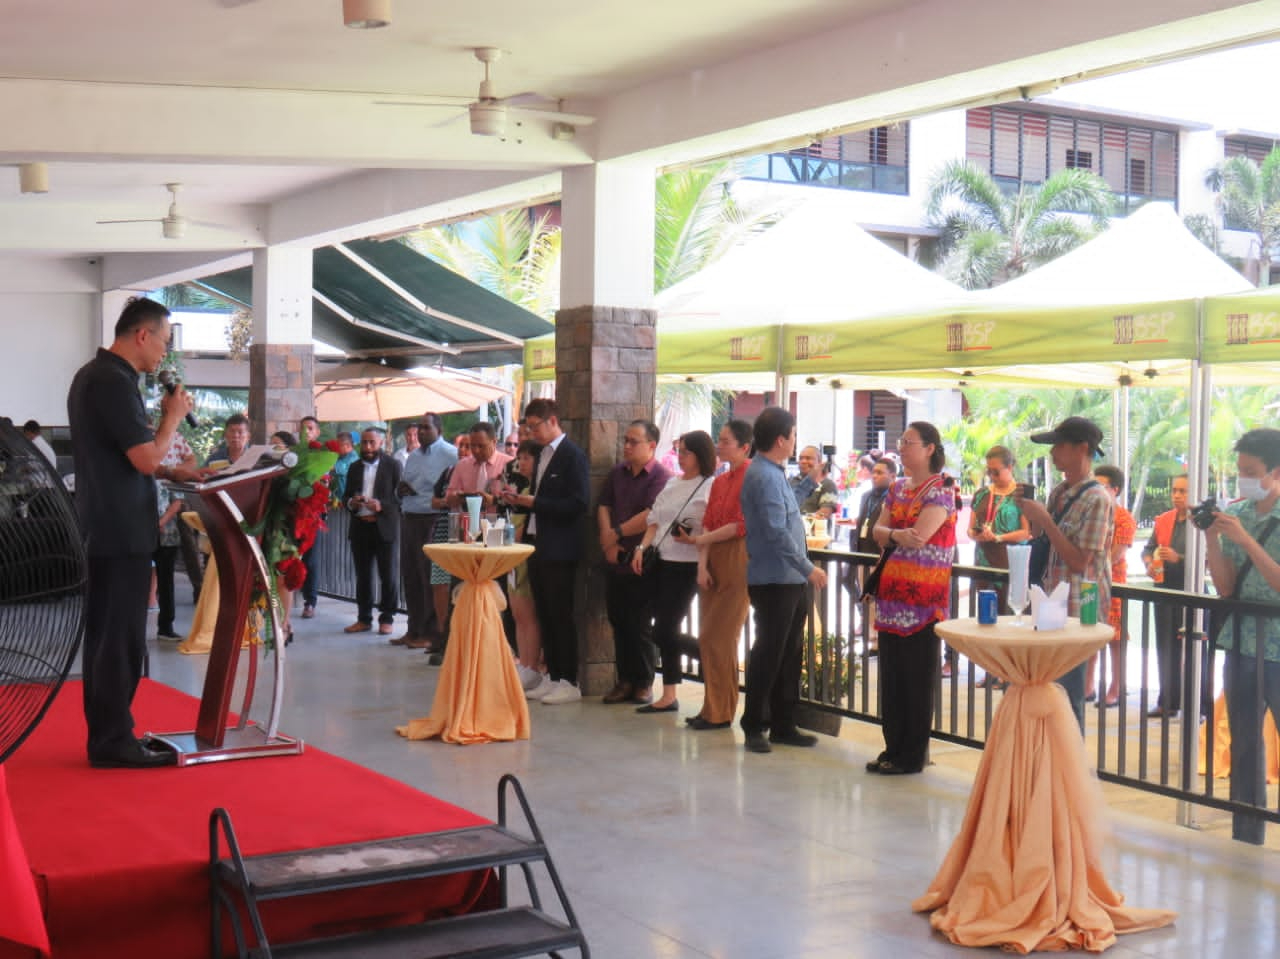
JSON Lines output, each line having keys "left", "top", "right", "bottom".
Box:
{"left": 1238, "top": 476, "right": 1269, "bottom": 502}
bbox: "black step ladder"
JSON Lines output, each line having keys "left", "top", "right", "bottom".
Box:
{"left": 210, "top": 773, "right": 589, "bottom": 958}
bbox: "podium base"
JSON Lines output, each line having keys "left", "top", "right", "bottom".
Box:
{"left": 143, "top": 723, "right": 304, "bottom": 767}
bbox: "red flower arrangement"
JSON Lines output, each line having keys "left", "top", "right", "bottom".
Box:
{"left": 248, "top": 443, "right": 337, "bottom": 647}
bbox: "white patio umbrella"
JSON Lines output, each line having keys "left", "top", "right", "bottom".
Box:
{"left": 313, "top": 362, "right": 508, "bottom": 421}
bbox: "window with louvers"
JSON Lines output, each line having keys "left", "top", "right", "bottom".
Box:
{"left": 966, "top": 106, "right": 1178, "bottom": 213}
{"left": 743, "top": 125, "right": 909, "bottom": 195}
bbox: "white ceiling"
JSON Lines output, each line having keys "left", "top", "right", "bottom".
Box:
{"left": 0, "top": 0, "right": 1275, "bottom": 268}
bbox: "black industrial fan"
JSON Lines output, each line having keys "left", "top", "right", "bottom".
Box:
{"left": 0, "top": 417, "right": 85, "bottom": 764}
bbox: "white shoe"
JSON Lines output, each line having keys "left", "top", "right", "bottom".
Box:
{"left": 541, "top": 680, "right": 582, "bottom": 705}
{"left": 516, "top": 664, "right": 544, "bottom": 691}
{"left": 525, "top": 674, "right": 556, "bottom": 701}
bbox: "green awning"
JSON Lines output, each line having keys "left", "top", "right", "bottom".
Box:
{"left": 200, "top": 239, "right": 553, "bottom": 369}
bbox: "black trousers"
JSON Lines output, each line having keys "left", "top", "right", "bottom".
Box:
{"left": 605, "top": 567, "right": 656, "bottom": 687}
{"left": 349, "top": 521, "right": 397, "bottom": 624}
{"left": 654, "top": 560, "right": 699, "bottom": 687}
{"left": 741, "top": 582, "right": 808, "bottom": 736}
{"left": 401, "top": 512, "right": 442, "bottom": 637}
{"left": 528, "top": 556, "right": 579, "bottom": 684}
{"left": 83, "top": 553, "right": 151, "bottom": 757}
{"left": 879, "top": 623, "right": 940, "bottom": 771}
{"left": 1152, "top": 595, "right": 1187, "bottom": 711}
{"left": 1224, "top": 652, "right": 1280, "bottom": 844}
{"left": 153, "top": 544, "right": 178, "bottom": 635}
{"left": 175, "top": 518, "right": 203, "bottom": 600}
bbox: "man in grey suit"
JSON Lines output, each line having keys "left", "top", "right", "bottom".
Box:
{"left": 344, "top": 427, "right": 402, "bottom": 635}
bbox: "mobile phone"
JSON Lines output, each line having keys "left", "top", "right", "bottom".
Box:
{"left": 1015, "top": 482, "right": 1034, "bottom": 499}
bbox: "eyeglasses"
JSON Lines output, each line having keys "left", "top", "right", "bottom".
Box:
{"left": 504, "top": 442, "right": 518, "bottom": 449}
{"left": 897, "top": 439, "right": 922, "bottom": 449}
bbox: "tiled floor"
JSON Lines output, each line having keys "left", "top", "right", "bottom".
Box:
{"left": 143, "top": 592, "right": 1278, "bottom": 958}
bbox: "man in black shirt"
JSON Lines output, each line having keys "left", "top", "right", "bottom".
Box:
{"left": 67, "top": 296, "right": 204, "bottom": 768}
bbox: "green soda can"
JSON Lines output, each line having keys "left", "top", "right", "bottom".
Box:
{"left": 1079, "top": 580, "right": 1099, "bottom": 626}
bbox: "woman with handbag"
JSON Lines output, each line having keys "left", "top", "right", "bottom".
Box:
{"left": 631, "top": 431, "right": 715, "bottom": 714}
{"left": 684, "top": 420, "right": 753, "bottom": 730}
{"left": 868, "top": 421, "right": 957, "bottom": 775}
{"left": 968, "top": 445, "right": 1029, "bottom": 687}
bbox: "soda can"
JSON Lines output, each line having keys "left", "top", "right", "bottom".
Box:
{"left": 977, "top": 589, "right": 999, "bottom": 625}
{"left": 1079, "top": 580, "right": 1099, "bottom": 626}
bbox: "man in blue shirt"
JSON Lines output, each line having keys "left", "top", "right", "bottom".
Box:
{"left": 397, "top": 412, "right": 458, "bottom": 649}
{"left": 739, "top": 407, "right": 828, "bottom": 754}
{"left": 1205, "top": 427, "right": 1280, "bottom": 845}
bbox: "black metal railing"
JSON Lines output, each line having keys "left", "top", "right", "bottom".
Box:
{"left": 310, "top": 518, "right": 1280, "bottom": 841}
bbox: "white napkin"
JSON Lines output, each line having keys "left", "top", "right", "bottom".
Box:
{"left": 1030, "top": 582, "right": 1069, "bottom": 630}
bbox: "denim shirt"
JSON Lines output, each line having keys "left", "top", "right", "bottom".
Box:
{"left": 400, "top": 439, "right": 458, "bottom": 514}
{"left": 742, "top": 456, "right": 814, "bottom": 586}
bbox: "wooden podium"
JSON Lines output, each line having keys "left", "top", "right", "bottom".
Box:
{"left": 147, "top": 465, "right": 304, "bottom": 765}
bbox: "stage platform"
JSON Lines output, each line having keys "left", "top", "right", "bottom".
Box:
{"left": 1, "top": 679, "right": 495, "bottom": 959}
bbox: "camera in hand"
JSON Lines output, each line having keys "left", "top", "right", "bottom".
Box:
{"left": 670, "top": 519, "right": 694, "bottom": 537}
{"left": 1015, "top": 482, "right": 1035, "bottom": 499}
{"left": 1190, "top": 496, "right": 1219, "bottom": 530}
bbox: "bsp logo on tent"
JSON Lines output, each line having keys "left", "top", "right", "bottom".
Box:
{"left": 945, "top": 320, "right": 995, "bottom": 352}
{"left": 1224, "top": 311, "right": 1280, "bottom": 346}
{"left": 1112, "top": 311, "right": 1175, "bottom": 345}
{"left": 728, "top": 335, "right": 766, "bottom": 362}
{"left": 793, "top": 333, "right": 836, "bottom": 361}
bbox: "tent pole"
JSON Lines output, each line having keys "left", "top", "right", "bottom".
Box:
{"left": 1115, "top": 383, "right": 1131, "bottom": 501}
{"left": 1179, "top": 331, "right": 1212, "bottom": 828}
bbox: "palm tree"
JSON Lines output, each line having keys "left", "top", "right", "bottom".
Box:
{"left": 403, "top": 207, "right": 560, "bottom": 319}
{"left": 654, "top": 160, "right": 781, "bottom": 293}
{"left": 1205, "top": 148, "right": 1280, "bottom": 287}
{"left": 923, "top": 160, "right": 1116, "bottom": 289}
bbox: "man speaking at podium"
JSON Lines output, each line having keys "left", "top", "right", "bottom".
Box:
{"left": 67, "top": 296, "right": 206, "bottom": 769}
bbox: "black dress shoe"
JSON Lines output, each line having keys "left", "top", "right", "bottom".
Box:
{"left": 770, "top": 729, "right": 818, "bottom": 748}
{"left": 89, "top": 739, "right": 176, "bottom": 769}
{"left": 876, "top": 760, "right": 922, "bottom": 775}
{"left": 636, "top": 701, "right": 679, "bottom": 714}
{"left": 1148, "top": 707, "right": 1180, "bottom": 719}
{"left": 686, "top": 716, "right": 732, "bottom": 730}
{"left": 601, "top": 682, "right": 634, "bottom": 704}
{"left": 743, "top": 732, "right": 772, "bottom": 753}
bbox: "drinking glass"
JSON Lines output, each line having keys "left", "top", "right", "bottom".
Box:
{"left": 1006, "top": 543, "right": 1031, "bottom": 625}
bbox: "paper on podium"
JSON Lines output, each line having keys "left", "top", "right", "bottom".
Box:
{"left": 208, "top": 445, "right": 275, "bottom": 476}
{"left": 1030, "top": 582, "right": 1069, "bottom": 630}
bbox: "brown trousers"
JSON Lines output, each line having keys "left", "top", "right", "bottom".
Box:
{"left": 696, "top": 537, "right": 750, "bottom": 724}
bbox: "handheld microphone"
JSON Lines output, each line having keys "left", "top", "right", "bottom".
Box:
{"left": 157, "top": 370, "right": 200, "bottom": 429}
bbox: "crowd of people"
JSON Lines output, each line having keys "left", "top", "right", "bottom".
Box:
{"left": 61, "top": 296, "right": 1280, "bottom": 844}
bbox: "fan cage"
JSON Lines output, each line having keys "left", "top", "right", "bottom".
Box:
{"left": 0, "top": 417, "right": 86, "bottom": 764}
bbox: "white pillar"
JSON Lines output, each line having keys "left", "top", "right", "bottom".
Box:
{"left": 560, "top": 160, "right": 655, "bottom": 311}
{"left": 251, "top": 246, "right": 312, "bottom": 345}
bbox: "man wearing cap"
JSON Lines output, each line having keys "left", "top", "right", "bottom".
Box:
{"left": 1016, "top": 416, "right": 1114, "bottom": 729}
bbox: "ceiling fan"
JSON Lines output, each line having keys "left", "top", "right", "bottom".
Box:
{"left": 95, "top": 183, "right": 222, "bottom": 240}
{"left": 380, "top": 47, "right": 595, "bottom": 138}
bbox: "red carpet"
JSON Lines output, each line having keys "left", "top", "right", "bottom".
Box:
{"left": 1, "top": 680, "right": 495, "bottom": 959}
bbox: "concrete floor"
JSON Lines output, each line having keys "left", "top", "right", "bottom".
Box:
{"left": 142, "top": 591, "right": 1279, "bottom": 959}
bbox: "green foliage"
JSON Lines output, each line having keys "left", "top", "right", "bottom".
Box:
{"left": 923, "top": 160, "right": 1116, "bottom": 289}
{"left": 654, "top": 160, "right": 784, "bottom": 293}
{"left": 402, "top": 208, "right": 561, "bottom": 320}
{"left": 1205, "top": 148, "right": 1280, "bottom": 287}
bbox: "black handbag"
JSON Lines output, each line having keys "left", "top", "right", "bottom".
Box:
{"left": 861, "top": 544, "right": 894, "bottom": 599}
{"left": 1028, "top": 481, "right": 1098, "bottom": 588}
{"left": 638, "top": 477, "right": 708, "bottom": 576}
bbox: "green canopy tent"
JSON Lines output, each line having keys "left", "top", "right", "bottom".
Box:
{"left": 202, "top": 239, "right": 553, "bottom": 370}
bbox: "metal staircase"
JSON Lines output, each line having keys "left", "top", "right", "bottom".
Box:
{"left": 210, "top": 774, "right": 589, "bottom": 958}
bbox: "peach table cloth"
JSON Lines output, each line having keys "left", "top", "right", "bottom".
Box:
{"left": 1198, "top": 691, "right": 1280, "bottom": 783}
{"left": 396, "top": 543, "right": 533, "bottom": 745}
{"left": 915, "top": 617, "right": 1176, "bottom": 953}
{"left": 177, "top": 512, "right": 255, "bottom": 655}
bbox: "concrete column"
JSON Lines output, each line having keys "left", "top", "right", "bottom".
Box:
{"left": 558, "top": 160, "right": 658, "bottom": 695}
{"left": 249, "top": 247, "right": 314, "bottom": 443}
